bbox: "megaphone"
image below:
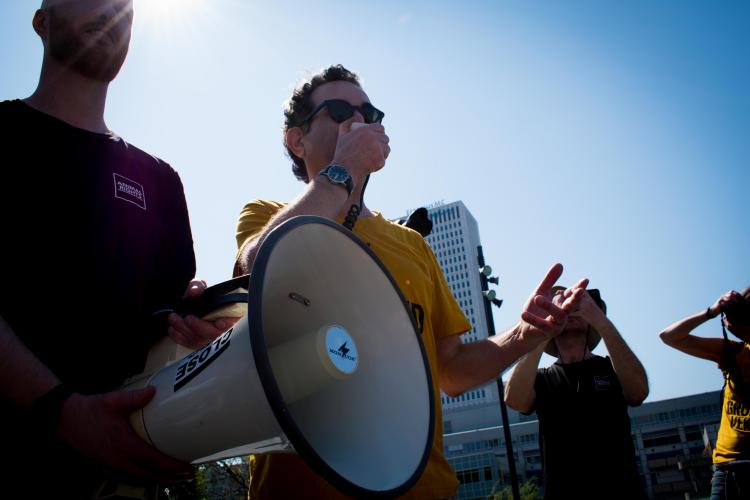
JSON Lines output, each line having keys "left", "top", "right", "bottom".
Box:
{"left": 126, "top": 216, "right": 435, "bottom": 497}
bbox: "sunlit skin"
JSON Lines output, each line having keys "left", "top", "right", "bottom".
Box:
{"left": 24, "top": 0, "right": 134, "bottom": 133}
{"left": 41, "top": 0, "right": 134, "bottom": 82}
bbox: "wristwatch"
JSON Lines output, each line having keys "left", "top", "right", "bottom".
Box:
{"left": 318, "top": 165, "right": 354, "bottom": 196}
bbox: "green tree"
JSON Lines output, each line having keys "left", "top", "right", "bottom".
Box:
{"left": 489, "top": 477, "right": 541, "bottom": 500}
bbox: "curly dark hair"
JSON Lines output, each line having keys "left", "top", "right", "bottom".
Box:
{"left": 283, "top": 65, "right": 361, "bottom": 182}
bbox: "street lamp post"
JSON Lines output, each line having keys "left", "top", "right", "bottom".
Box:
{"left": 477, "top": 245, "right": 520, "bottom": 500}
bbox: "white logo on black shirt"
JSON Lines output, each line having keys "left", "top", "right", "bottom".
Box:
{"left": 113, "top": 173, "right": 147, "bottom": 210}
{"left": 593, "top": 375, "right": 613, "bottom": 391}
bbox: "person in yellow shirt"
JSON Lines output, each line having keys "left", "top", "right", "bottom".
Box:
{"left": 234, "top": 64, "right": 586, "bottom": 499}
{"left": 660, "top": 287, "right": 750, "bottom": 500}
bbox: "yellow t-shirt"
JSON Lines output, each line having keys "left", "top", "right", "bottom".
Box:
{"left": 713, "top": 341, "right": 750, "bottom": 464}
{"left": 235, "top": 200, "right": 471, "bottom": 499}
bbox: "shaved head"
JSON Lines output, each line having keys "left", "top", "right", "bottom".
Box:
{"left": 35, "top": 0, "right": 134, "bottom": 82}
{"left": 41, "top": 0, "right": 67, "bottom": 8}
{"left": 40, "top": 1, "right": 134, "bottom": 10}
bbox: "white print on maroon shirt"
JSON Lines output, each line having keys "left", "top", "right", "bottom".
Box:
{"left": 113, "top": 173, "right": 147, "bottom": 210}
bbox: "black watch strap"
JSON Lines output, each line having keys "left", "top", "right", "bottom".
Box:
{"left": 31, "top": 383, "right": 74, "bottom": 433}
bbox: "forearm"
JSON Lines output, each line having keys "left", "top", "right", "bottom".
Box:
{"left": 657, "top": 308, "right": 724, "bottom": 362}
{"left": 595, "top": 318, "right": 649, "bottom": 405}
{"left": 440, "top": 323, "right": 541, "bottom": 396}
{"left": 236, "top": 179, "right": 350, "bottom": 274}
{"left": 659, "top": 309, "right": 712, "bottom": 345}
{"left": 0, "top": 315, "right": 61, "bottom": 410}
{"left": 504, "top": 342, "right": 544, "bottom": 412}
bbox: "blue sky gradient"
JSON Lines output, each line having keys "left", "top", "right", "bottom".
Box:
{"left": 1, "top": 0, "right": 748, "bottom": 402}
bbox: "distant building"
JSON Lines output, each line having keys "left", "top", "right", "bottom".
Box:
{"left": 443, "top": 391, "right": 723, "bottom": 500}
{"left": 398, "top": 201, "right": 502, "bottom": 419}
{"left": 396, "top": 202, "right": 723, "bottom": 499}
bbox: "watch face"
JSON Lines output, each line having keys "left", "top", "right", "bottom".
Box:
{"left": 321, "top": 165, "right": 353, "bottom": 195}
{"left": 327, "top": 166, "right": 349, "bottom": 182}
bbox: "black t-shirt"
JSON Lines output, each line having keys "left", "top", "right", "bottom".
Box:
{"left": 532, "top": 355, "right": 644, "bottom": 499}
{"left": 0, "top": 100, "right": 196, "bottom": 494}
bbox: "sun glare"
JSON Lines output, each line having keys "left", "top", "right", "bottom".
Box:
{"left": 135, "top": 0, "right": 208, "bottom": 24}
{"left": 132, "top": 0, "right": 219, "bottom": 45}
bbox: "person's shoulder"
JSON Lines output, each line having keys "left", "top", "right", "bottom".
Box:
{"left": 718, "top": 339, "right": 745, "bottom": 370}
{"left": 0, "top": 99, "right": 28, "bottom": 120}
{"left": 534, "top": 365, "right": 557, "bottom": 397}
{"left": 0, "top": 99, "right": 22, "bottom": 108}
{"left": 591, "top": 355, "right": 619, "bottom": 373}
{"left": 536, "top": 363, "right": 565, "bottom": 384}
{"left": 725, "top": 339, "right": 744, "bottom": 351}
{"left": 118, "top": 138, "right": 172, "bottom": 170}
{"left": 375, "top": 215, "right": 430, "bottom": 249}
{"left": 0, "top": 99, "right": 21, "bottom": 110}
{"left": 237, "top": 200, "right": 286, "bottom": 226}
{"left": 240, "top": 199, "right": 286, "bottom": 213}
{"left": 538, "top": 362, "right": 563, "bottom": 379}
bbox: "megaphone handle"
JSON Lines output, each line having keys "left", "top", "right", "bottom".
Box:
{"left": 342, "top": 174, "right": 370, "bottom": 231}
{"left": 173, "top": 275, "right": 250, "bottom": 318}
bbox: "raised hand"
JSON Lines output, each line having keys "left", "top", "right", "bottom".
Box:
{"left": 330, "top": 117, "right": 390, "bottom": 185}
{"left": 556, "top": 279, "right": 606, "bottom": 328}
{"left": 709, "top": 290, "right": 740, "bottom": 318}
{"left": 519, "top": 264, "right": 585, "bottom": 345}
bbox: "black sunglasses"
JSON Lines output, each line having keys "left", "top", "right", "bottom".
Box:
{"left": 298, "top": 99, "right": 385, "bottom": 127}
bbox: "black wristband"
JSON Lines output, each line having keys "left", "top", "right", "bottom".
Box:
{"left": 31, "top": 384, "right": 74, "bottom": 433}
{"left": 706, "top": 307, "right": 714, "bottom": 319}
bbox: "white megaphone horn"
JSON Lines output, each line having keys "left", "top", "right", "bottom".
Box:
{"left": 123, "top": 216, "right": 435, "bottom": 498}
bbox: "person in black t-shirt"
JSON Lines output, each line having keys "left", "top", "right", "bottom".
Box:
{"left": 0, "top": 1, "right": 232, "bottom": 497}
{"left": 505, "top": 284, "right": 649, "bottom": 499}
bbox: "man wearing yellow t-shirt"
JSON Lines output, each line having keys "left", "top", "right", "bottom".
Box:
{"left": 234, "top": 64, "right": 585, "bottom": 499}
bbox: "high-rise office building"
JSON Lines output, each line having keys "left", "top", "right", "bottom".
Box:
{"left": 398, "top": 201, "right": 502, "bottom": 420}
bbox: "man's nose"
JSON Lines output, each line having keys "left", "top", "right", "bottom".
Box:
{"left": 352, "top": 110, "right": 365, "bottom": 124}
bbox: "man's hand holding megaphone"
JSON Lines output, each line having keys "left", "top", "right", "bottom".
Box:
{"left": 57, "top": 386, "right": 195, "bottom": 483}
{"left": 55, "top": 278, "right": 241, "bottom": 485}
{"left": 167, "top": 279, "right": 242, "bottom": 350}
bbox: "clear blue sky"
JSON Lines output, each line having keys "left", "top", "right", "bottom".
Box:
{"left": 2, "top": 0, "right": 748, "bottom": 403}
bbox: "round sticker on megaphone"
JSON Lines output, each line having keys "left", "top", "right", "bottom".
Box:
{"left": 324, "top": 325, "right": 358, "bottom": 375}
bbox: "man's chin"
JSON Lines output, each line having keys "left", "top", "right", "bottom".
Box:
{"left": 50, "top": 40, "right": 127, "bottom": 82}
{"left": 68, "top": 52, "right": 126, "bottom": 82}
{"left": 555, "top": 332, "right": 587, "bottom": 350}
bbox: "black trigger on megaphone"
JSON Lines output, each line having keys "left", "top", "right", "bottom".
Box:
{"left": 174, "top": 274, "right": 249, "bottom": 320}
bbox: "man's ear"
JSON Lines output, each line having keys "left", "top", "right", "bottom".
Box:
{"left": 32, "top": 9, "right": 49, "bottom": 42}
{"left": 285, "top": 127, "right": 306, "bottom": 159}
